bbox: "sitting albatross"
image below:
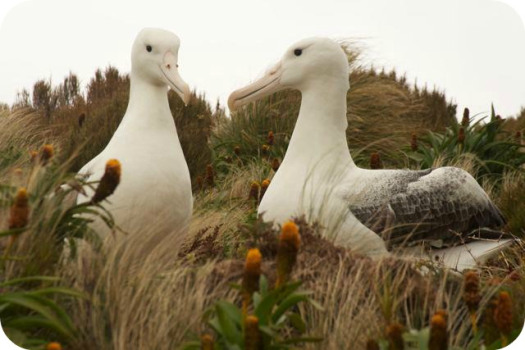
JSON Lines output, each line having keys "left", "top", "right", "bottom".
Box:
{"left": 228, "top": 37, "right": 511, "bottom": 269}
{"left": 77, "top": 28, "right": 193, "bottom": 238}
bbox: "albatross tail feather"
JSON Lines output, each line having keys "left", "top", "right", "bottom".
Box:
{"left": 432, "top": 239, "right": 514, "bottom": 271}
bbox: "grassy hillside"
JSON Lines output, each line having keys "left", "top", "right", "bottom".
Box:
{"left": 0, "top": 53, "right": 524, "bottom": 349}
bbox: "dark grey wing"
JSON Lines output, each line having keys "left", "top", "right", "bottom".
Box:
{"left": 349, "top": 167, "right": 506, "bottom": 246}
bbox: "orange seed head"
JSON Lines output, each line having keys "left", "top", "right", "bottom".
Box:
{"left": 494, "top": 291, "right": 513, "bottom": 336}
{"left": 201, "top": 334, "right": 214, "bottom": 350}
{"left": 463, "top": 270, "right": 481, "bottom": 313}
{"left": 429, "top": 313, "right": 448, "bottom": 350}
{"left": 9, "top": 187, "right": 29, "bottom": 230}
{"left": 243, "top": 248, "right": 262, "bottom": 296}
{"left": 45, "top": 342, "right": 62, "bottom": 350}
{"left": 244, "top": 315, "right": 261, "bottom": 350}
{"left": 386, "top": 322, "right": 404, "bottom": 350}
{"left": 40, "top": 144, "right": 54, "bottom": 164}
{"left": 91, "top": 159, "right": 121, "bottom": 204}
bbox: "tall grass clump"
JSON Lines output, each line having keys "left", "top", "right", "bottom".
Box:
{"left": 1, "top": 46, "right": 524, "bottom": 350}
{"left": 0, "top": 145, "right": 119, "bottom": 348}
{"left": 407, "top": 106, "right": 525, "bottom": 183}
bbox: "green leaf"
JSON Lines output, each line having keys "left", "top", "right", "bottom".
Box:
{"left": 255, "top": 292, "right": 279, "bottom": 326}
{"left": 259, "top": 325, "right": 276, "bottom": 338}
{"left": 0, "top": 276, "right": 60, "bottom": 288}
{"left": 308, "top": 298, "right": 324, "bottom": 311}
{"left": 0, "top": 293, "right": 74, "bottom": 338}
{"left": 259, "top": 275, "right": 269, "bottom": 296}
{"left": 28, "top": 287, "right": 87, "bottom": 299}
{"left": 287, "top": 313, "right": 306, "bottom": 333}
{"left": 253, "top": 292, "right": 262, "bottom": 309}
{"left": 178, "top": 341, "right": 202, "bottom": 350}
{"left": 215, "top": 301, "right": 241, "bottom": 344}
{"left": 279, "top": 336, "right": 324, "bottom": 344}
{"left": 271, "top": 292, "right": 311, "bottom": 324}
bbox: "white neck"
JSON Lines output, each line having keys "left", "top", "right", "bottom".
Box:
{"left": 282, "top": 79, "right": 354, "bottom": 168}
{"left": 119, "top": 73, "right": 174, "bottom": 131}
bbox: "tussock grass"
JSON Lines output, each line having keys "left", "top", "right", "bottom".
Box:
{"left": 1, "top": 134, "right": 524, "bottom": 349}
{"left": 0, "top": 52, "right": 523, "bottom": 349}
{"left": 0, "top": 109, "right": 57, "bottom": 178}
{"left": 61, "top": 219, "right": 235, "bottom": 350}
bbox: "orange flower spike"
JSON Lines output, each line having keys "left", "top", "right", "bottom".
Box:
{"left": 276, "top": 221, "right": 300, "bottom": 287}
{"left": 45, "top": 342, "right": 62, "bottom": 350}
{"left": 386, "top": 322, "right": 405, "bottom": 350}
{"left": 248, "top": 181, "right": 260, "bottom": 201}
{"left": 29, "top": 150, "right": 38, "bottom": 162}
{"left": 366, "top": 339, "right": 380, "bottom": 350}
{"left": 370, "top": 152, "right": 382, "bottom": 169}
{"left": 200, "top": 334, "right": 214, "bottom": 350}
{"left": 461, "top": 107, "right": 470, "bottom": 127}
{"left": 458, "top": 127, "right": 466, "bottom": 144}
{"left": 242, "top": 248, "right": 262, "bottom": 315}
{"left": 4, "top": 188, "right": 30, "bottom": 257}
{"left": 40, "top": 144, "right": 54, "bottom": 165}
{"left": 244, "top": 315, "right": 261, "bottom": 350}
{"left": 259, "top": 179, "right": 270, "bottom": 203}
{"left": 91, "top": 159, "right": 121, "bottom": 204}
{"left": 261, "top": 144, "right": 270, "bottom": 156}
{"left": 243, "top": 248, "right": 262, "bottom": 294}
{"left": 271, "top": 158, "right": 280, "bottom": 172}
{"left": 494, "top": 291, "right": 513, "bottom": 346}
{"left": 463, "top": 270, "right": 481, "bottom": 332}
{"left": 428, "top": 313, "right": 448, "bottom": 350}
{"left": 205, "top": 164, "right": 215, "bottom": 187}
{"left": 410, "top": 133, "right": 418, "bottom": 151}
{"left": 435, "top": 309, "right": 448, "bottom": 322}
{"left": 196, "top": 176, "right": 204, "bottom": 191}
{"left": 9, "top": 188, "right": 29, "bottom": 230}
{"left": 267, "top": 131, "right": 275, "bottom": 146}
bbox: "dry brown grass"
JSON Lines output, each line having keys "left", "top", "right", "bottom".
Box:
{"left": 0, "top": 109, "right": 58, "bottom": 180}
{"left": 60, "top": 217, "right": 236, "bottom": 350}
{"left": 1, "top": 56, "right": 522, "bottom": 350}
{"left": 55, "top": 211, "right": 524, "bottom": 349}
{"left": 1, "top": 138, "right": 523, "bottom": 349}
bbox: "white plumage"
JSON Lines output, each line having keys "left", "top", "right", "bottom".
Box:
{"left": 77, "top": 28, "right": 192, "bottom": 238}
{"left": 228, "top": 37, "right": 510, "bottom": 269}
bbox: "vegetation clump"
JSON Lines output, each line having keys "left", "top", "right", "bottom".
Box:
{"left": 0, "top": 50, "right": 524, "bottom": 349}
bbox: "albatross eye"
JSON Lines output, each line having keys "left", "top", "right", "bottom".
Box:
{"left": 294, "top": 49, "right": 302, "bottom": 56}
{"left": 146, "top": 45, "right": 152, "bottom": 52}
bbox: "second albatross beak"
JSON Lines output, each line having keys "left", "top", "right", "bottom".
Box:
{"left": 228, "top": 62, "right": 283, "bottom": 111}
{"left": 160, "top": 51, "right": 191, "bottom": 106}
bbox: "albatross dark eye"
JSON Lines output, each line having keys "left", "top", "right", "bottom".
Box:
{"left": 146, "top": 45, "right": 152, "bottom": 52}
{"left": 294, "top": 49, "right": 302, "bottom": 56}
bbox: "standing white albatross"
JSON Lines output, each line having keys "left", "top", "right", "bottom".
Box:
{"left": 77, "top": 28, "right": 193, "bottom": 239}
{"left": 228, "top": 37, "right": 511, "bottom": 269}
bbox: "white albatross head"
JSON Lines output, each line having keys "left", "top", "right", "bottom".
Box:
{"left": 131, "top": 28, "right": 191, "bottom": 105}
{"left": 228, "top": 37, "right": 350, "bottom": 110}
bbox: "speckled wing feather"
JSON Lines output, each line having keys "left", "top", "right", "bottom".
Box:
{"left": 347, "top": 167, "right": 506, "bottom": 246}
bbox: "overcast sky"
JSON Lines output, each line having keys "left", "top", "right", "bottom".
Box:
{"left": 0, "top": 0, "right": 524, "bottom": 118}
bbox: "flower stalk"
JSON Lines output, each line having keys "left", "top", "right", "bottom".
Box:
{"left": 242, "top": 248, "right": 262, "bottom": 316}
{"left": 91, "top": 159, "right": 121, "bottom": 204}
{"left": 276, "top": 221, "right": 300, "bottom": 288}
